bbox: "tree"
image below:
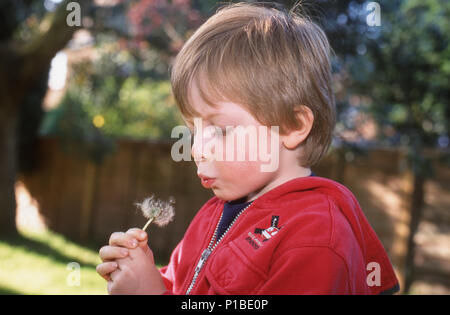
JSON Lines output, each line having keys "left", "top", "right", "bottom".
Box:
{"left": 0, "top": 0, "right": 203, "bottom": 237}
{"left": 348, "top": 0, "right": 449, "bottom": 292}
{"left": 0, "top": 0, "right": 88, "bottom": 237}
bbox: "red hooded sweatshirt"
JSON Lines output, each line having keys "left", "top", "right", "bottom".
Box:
{"left": 160, "top": 176, "right": 399, "bottom": 295}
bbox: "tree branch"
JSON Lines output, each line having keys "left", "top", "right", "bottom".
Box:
{"left": 17, "top": 0, "right": 90, "bottom": 93}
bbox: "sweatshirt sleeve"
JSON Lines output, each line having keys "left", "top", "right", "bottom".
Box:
{"left": 158, "top": 239, "right": 185, "bottom": 294}
{"left": 257, "top": 246, "right": 351, "bottom": 294}
{"left": 158, "top": 265, "right": 173, "bottom": 294}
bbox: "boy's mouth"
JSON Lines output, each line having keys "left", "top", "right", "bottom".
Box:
{"left": 198, "top": 174, "right": 216, "bottom": 188}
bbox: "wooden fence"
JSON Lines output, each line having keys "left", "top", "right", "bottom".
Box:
{"left": 20, "top": 138, "right": 214, "bottom": 261}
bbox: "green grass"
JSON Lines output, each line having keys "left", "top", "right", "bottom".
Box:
{"left": 0, "top": 228, "right": 106, "bottom": 295}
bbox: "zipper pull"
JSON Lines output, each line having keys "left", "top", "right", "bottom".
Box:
{"left": 195, "top": 248, "right": 212, "bottom": 273}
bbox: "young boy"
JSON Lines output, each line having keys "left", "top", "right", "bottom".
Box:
{"left": 96, "top": 2, "right": 399, "bottom": 295}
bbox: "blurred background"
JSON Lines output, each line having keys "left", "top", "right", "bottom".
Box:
{"left": 0, "top": 0, "right": 448, "bottom": 295}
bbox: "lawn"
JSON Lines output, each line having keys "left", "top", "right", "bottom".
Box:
{"left": 0, "top": 228, "right": 106, "bottom": 295}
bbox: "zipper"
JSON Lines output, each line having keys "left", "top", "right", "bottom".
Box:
{"left": 185, "top": 202, "right": 253, "bottom": 295}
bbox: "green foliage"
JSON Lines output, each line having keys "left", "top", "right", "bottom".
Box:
{"left": 87, "top": 77, "right": 182, "bottom": 140}
{"left": 39, "top": 86, "right": 116, "bottom": 163}
{"left": 40, "top": 40, "right": 184, "bottom": 162}
{"left": 352, "top": 0, "right": 449, "bottom": 149}
{"left": 355, "top": 0, "right": 450, "bottom": 177}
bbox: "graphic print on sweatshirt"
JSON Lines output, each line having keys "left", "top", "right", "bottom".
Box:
{"left": 245, "top": 215, "right": 284, "bottom": 250}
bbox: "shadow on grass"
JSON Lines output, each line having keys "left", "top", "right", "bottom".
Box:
{"left": 2, "top": 233, "right": 98, "bottom": 270}
{"left": 0, "top": 284, "right": 22, "bottom": 295}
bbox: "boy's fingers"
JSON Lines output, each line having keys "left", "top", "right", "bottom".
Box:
{"left": 126, "top": 228, "right": 149, "bottom": 251}
{"left": 109, "top": 231, "right": 139, "bottom": 249}
{"left": 128, "top": 244, "right": 155, "bottom": 264}
{"left": 126, "top": 228, "right": 148, "bottom": 242}
{"left": 110, "top": 269, "right": 121, "bottom": 282}
{"left": 99, "top": 245, "right": 129, "bottom": 261}
{"left": 96, "top": 261, "right": 118, "bottom": 281}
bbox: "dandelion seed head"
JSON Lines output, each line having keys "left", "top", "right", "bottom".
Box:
{"left": 135, "top": 194, "right": 175, "bottom": 227}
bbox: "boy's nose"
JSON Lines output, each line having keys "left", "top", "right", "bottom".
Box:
{"left": 191, "top": 130, "right": 207, "bottom": 162}
{"left": 191, "top": 138, "right": 204, "bottom": 161}
{"left": 191, "top": 128, "right": 215, "bottom": 162}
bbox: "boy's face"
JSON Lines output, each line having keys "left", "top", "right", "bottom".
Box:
{"left": 184, "top": 81, "right": 281, "bottom": 202}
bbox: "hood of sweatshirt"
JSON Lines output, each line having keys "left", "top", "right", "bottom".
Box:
{"left": 243, "top": 175, "right": 400, "bottom": 294}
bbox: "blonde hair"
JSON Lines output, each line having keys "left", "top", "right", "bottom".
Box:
{"left": 170, "top": 1, "right": 336, "bottom": 166}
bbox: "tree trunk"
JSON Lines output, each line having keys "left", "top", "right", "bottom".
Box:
{"left": 0, "top": 0, "right": 87, "bottom": 238}
{"left": 403, "top": 172, "right": 426, "bottom": 293}
{"left": 0, "top": 103, "right": 19, "bottom": 238}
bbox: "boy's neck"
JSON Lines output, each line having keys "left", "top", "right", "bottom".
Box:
{"left": 245, "top": 166, "right": 311, "bottom": 203}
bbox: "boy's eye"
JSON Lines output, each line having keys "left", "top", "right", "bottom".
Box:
{"left": 186, "top": 127, "right": 194, "bottom": 141}
{"left": 199, "top": 126, "right": 226, "bottom": 138}
{"left": 188, "top": 125, "right": 230, "bottom": 140}
{"left": 187, "top": 124, "right": 195, "bottom": 135}
{"left": 215, "top": 126, "right": 226, "bottom": 136}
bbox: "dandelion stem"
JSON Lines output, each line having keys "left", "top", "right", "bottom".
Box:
{"left": 142, "top": 217, "right": 155, "bottom": 232}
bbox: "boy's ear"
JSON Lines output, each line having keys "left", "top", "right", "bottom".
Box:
{"left": 281, "top": 106, "right": 314, "bottom": 150}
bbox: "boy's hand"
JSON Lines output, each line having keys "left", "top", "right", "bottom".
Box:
{"left": 108, "top": 244, "right": 166, "bottom": 295}
{"left": 97, "top": 228, "right": 147, "bottom": 281}
{"left": 96, "top": 228, "right": 166, "bottom": 294}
